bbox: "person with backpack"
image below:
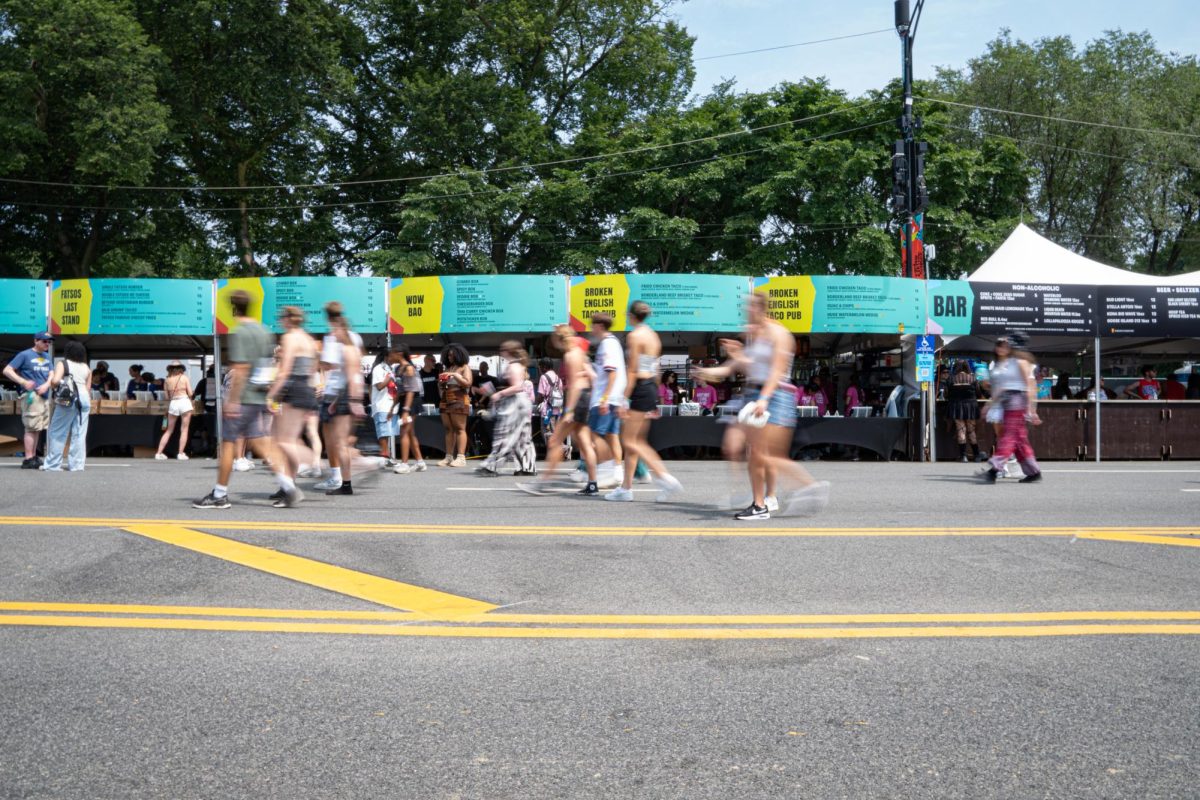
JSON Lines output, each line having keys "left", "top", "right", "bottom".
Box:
{"left": 536, "top": 357, "right": 565, "bottom": 444}
{"left": 43, "top": 341, "right": 92, "bottom": 472}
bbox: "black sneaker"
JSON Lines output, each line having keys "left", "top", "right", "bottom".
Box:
{"left": 514, "top": 469, "right": 537, "bottom": 477}
{"left": 20, "top": 458, "right": 38, "bottom": 470}
{"left": 979, "top": 468, "right": 999, "bottom": 484}
{"left": 268, "top": 489, "right": 286, "bottom": 501}
{"left": 577, "top": 482, "right": 599, "bottom": 496}
{"left": 273, "top": 487, "right": 305, "bottom": 508}
{"left": 475, "top": 466, "right": 499, "bottom": 477}
{"left": 1019, "top": 472, "right": 1042, "bottom": 484}
{"left": 193, "top": 492, "right": 231, "bottom": 510}
{"left": 734, "top": 503, "right": 770, "bottom": 521}
{"left": 326, "top": 483, "right": 353, "bottom": 496}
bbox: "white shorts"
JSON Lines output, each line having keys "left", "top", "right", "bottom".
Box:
{"left": 168, "top": 396, "right": 193, "bottom": 416}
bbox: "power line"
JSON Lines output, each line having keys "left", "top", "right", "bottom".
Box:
{"left": 0, "top": 120, "right": 891, "bottom": 214}
{"left": 0, "top": 100, "right": 886, "bottom": 193}
{"left": 695, "top": 29, "right": 892, "bottom": 61}
{"left": 939, "top": 123, "right": 1189, "bottom": 170}
{"left": 916, "top": 95, "right": 1200, "bottom": 142}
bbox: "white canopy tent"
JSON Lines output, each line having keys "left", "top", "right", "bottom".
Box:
{"left": 943, "top": 224, "right": 1200, "bottom": 462}
{"left": 966, "top": 223, "right": 1200, "bottom": 287}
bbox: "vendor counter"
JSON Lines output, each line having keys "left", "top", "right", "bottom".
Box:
{"left": 410, "top": 411, "right": 908, "bottom": 460}
{"left": 930, "top": 399, "right": 1200, "bottom": 461}
{"left": 0, "top": 409, "right": 208, "bottom": 457}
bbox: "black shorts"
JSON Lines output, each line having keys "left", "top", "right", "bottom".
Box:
{"left": 629, "top": 379, "right": 658, "bottom": 413}
{"left": 572, "top": 389, "right": 591, "bottom": 422}
{"left": 319, "top": 392, "right": 351, "bottom": 423}
{"left": 282, "top": 377, "right": 318, "bottom": 411}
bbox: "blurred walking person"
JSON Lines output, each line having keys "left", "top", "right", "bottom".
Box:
{"left": 980, "top": 334, "right": 1043, "bottom": 484}
{"left": 700, "top": 293, "right": 827, "bottom": 520}
{"left": 265, "top": 306, "right": 319, "bottom": 507}
{"left": 517, "top": 325, "right": 594, "bottom": 495}
{"left": 477, "top": 341, "right": 537, "bottom": 477}
{"left": 194, "top": 290, "right": 276, "bottom": 509}
{"left": 606, "top": 301, "right": 682, "bottom": 502}
{"left": 316, "top": 302, "right": 367, "bottom": 495}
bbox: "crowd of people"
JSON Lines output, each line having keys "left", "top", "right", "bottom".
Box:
{"left": 4, "top": 288, "right": 1199, "bottom": 516}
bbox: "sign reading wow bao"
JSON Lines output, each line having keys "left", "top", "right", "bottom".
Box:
{"left": 390, "top": 275, "right": 567, "bottom": 334}
{"left": 753, "top": 276, "right": 924, "bottom": 333}
{"left": 569, "top": 274, "right": 748, "bottom": 332}
{"left": 51, "top": 279, "right": 212, "bottom": 335}
{"left": 0, "top": 279, "right": 47, "bottom": 333}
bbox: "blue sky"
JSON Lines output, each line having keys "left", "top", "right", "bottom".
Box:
{"left": 673, "top": 0, "right": 1200, "bottom": 97}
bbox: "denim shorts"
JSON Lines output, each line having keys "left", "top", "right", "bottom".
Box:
{"left": 587, "top": 405, "right": 621, "bottom": 437}
{"left": 744, "top": 388, "right": 797, "bottom": 428}
{"left": 373, "top": 411, "right": 399, "bottom": 439}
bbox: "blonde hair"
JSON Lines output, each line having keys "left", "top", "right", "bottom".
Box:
{"left": 500, "top": 340, "right": 529, "bottom": 367}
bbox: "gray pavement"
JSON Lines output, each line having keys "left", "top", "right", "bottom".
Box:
{"left": 1, "top": 458, "right": 1198, "bottom": 798}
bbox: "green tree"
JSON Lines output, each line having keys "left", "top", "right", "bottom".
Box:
{"left": 0, "top": 0, "right": 169, "bottom": 277}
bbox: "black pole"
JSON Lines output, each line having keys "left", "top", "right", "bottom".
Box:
{"left": 894, "top": 0, "right": 925, "bottom": 280}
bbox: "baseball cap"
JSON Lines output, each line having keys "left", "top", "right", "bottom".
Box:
{"left": 34, "top": 332, "right": 53, "bottom": 341}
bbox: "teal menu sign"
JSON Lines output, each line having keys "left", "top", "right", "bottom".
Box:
{"left": 810, "top": 276, "right": 925, "bottom": 333}
{"left": 0, "top": 280, "right": 47, "bottom": 333}
{"left": 263, "top": 277, "right": 388, "bottom": 333}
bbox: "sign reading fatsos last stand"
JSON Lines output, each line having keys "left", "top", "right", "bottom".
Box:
{"left": 51, "top": 279, "right": 212, "bottom": 335}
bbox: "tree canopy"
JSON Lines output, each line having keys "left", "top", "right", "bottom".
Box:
{"left": 1, "top": 4, "right": 1197, "bottom": 280}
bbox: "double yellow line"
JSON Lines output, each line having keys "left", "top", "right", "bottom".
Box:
{"left": 3, "top": 602, "right": 1200, "bottom": 639}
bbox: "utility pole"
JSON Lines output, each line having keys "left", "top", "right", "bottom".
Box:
{"left": 893, "top": 0, "right": 933, "bottom": 460}
{"left": 893, "top": 0, "right": 928, "bottom": 280}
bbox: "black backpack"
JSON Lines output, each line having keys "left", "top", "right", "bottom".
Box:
{"left": 53, "top": 365, "right": 79, "bottom": 410}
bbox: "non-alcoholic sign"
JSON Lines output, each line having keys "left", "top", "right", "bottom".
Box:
{"left": 570, "top": 274, "right": 748, "bottom": 332}
{"left": 390, "top": 275, "right": 567, "bottom": 334}
{"left": 0, "top": 280, "right": 47, "bottom": 334}
{"left": 51, "top": 279, "right": 212, "bottom": 335}
{"left": 1100, "top": 285, "right": 1200, "bottom": 337}
{"left": 969, "top": 282, "right": 1096, "bottom": 336}
{"left": 753, "top": 276, "right": 924, "bottom": 333}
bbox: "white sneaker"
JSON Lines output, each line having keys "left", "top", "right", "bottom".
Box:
{"left": 654, "top": 474, "right": 684, "bottom": 503}
{"left": 313, "top": 476, "right": 342, "bottom": 491}
{"left": 437, "top": 456, "right": 452, "bottom": 467}
{"left": 597, "top": 471, "right": 620, "bottom": 490}
{"left": 154, "top": 453, "right": 168, "bottom": 461}
{"left": 412, "top": 461, "right": 427, "bottom": 473}
{"left": 297, "top": 465, "right": 322, "bottom": 479}
{"left": 764, "top": 495, "right": 780, "bottom": 513}
{"left": 393, "top": 463, "right": 411, "bottom": 475}
{"left": 784, "top": 481, "right": 831, "bottom": 516}
{"left": 233, "top": 458, "right": 253, "bottom": 472}
{"left": 604, "top": 487, "right": 634, "bottom": 502}
{"left": 450, "top": 455, "right": 467, "bottom": 468}
{"left": 176, "top": 453, "right": 189, "bottom": 461}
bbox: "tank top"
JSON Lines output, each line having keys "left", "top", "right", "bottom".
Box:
{"left": 290, "top": 355, "right": 314, "bottom": 378}
{"left": 745, "top": 332, "right": 794, "bottom": 386}
{"left": 990, "top": 358, "right": 1026, "bottom": 394}
{"left": 400, "top": 364, "right": 422, "bottom": 394}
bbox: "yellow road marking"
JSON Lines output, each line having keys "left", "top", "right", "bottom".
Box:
{"left": 122, "top": 525, "right": 495, "bottom": 618}
{"left": 1075, "top": 532, "right": 1200, "bottom": 548}
{"left": 5, "top": 602, "right": 1200, "bottom": 626}
{"left": 1, "top": 614, "right": 1199, "bottom": 639}
{"left": 0, "top": 516, "right": 1197, "bottom": 538}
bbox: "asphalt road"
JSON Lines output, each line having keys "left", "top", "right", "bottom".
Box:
{"left": 1, "top": 458, "right": 1198, "bottom": 799}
